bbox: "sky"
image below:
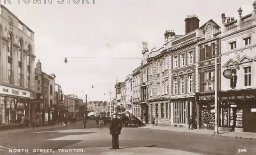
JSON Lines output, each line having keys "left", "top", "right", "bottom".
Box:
{"left": 1, "top": 0, "right": 254, "bottom": 101}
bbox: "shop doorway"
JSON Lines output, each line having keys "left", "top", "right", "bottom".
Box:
{"left": 244, "top": 108, "right": 256, "bottom": 132}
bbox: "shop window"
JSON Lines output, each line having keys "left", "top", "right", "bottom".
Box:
{"left": 161, "top": 103, "right": 164, "bottom": 118}
{"left": 173, "top": 101, "right": 186, "bottom": 124}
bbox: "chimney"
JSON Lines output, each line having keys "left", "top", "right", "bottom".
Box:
{"left": 185, "top": 15, "right": 200, "bottom": 34}
{"left": 221, "top": 13, "right": 226, "bottom": 24}
{"left": 164, "top": 30, "right": 175, "bottom": 42}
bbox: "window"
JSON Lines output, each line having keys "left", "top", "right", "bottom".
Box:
{"left": 173, "top": 101, "right": 186, "bottom": 124}
{"left": 164, "top": 80, "right": 169, "bottom": 94}
{"left": 229, "top": 41, "right": 236, "bottom": 50}
{"left": 173, "top": 56, "right": 178, "bottom": 68}
{"left": 205, "top": 45, "right": 209, "bottom": 58}
{"left": 173, "top": 77, "right": 178, "bottom": 94}
{"left": 244, "top": 37, "right": 251, "bottom": 46}
{"left": 179, "top": 76, "right": 185, "bottom": 94}
{"left": 155, "top": 104, "right": 158, "bottom": 117}
{"left": 244, "top": 67, "right": 251, "bottom": 86}
{"left": 50, "top": 85, "right": 53, "bottom": 95}
{"left": 180, "top": 54, "right": 185, "bottom": 66}
{"left": 188, "top": 51, "right": 193, "bottom": 64}
{"left": 7, "top": 33, "right": 13, "bottom": 84}
{"left": 7, "top": 33, "right": 12, "bottom": 57}
{"left": 161, "top": 103, "right": 164, "bottom": 118}
{"left": 204, "top": 70, "right": 214, "bottom": 91}
{"left": 211, "top": 43, "right": 216, "bottom": 56}
{"left": 187, "top": 74, "right": 192, "bottom": 93}
{"left": 165, "top": 103, "right": 168, "bottom": 118}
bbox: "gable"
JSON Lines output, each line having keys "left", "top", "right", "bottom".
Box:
{"left": 239, "top": 55, "right": 253, "bottom": 64}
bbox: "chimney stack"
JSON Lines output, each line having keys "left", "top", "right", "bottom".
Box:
{"left": 185, "top": 15, "right": 200, "bottom": 34}
{"left": 164, "top": 30, "right": 175, "bottom": 42}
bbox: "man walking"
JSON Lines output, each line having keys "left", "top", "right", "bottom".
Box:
{"left": 109, "top": 113, "right": 122, "bottom": 149}
{"left": 83, "top": 116, "right": 87, "bottom": 128}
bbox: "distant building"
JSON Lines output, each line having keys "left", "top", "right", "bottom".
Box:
{"left": 87, "top": 101, "right": 108, "bottom": 116}
{"left": 64, "top": 94, "right": 82, "bottom": 117}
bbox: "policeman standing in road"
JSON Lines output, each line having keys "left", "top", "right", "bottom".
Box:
{"left": 109, "top": 113, "right": 122, "bottom": 149}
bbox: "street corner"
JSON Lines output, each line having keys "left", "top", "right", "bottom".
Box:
{"left": 48, "top": 147, "right": 203, "bottom": 155}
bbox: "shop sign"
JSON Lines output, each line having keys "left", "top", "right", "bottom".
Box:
{"left": 251, "top": 108, "right": 256, "bottom": 112}
{"left": 0, "top": 86, "right": 30, "bottom": 98}
{"left": 198, "top": 94, "right": 215, "bottom": 101}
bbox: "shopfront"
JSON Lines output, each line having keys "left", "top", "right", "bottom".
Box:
{"left": 0, "top": 85, "right": 31, "bottom": 125}
{"left": 219, "top": 89, "right": 256, "bottom": 132}
{"left": 170, "top": 97, "right": 195, "bottom": 128}
{"left": 196, "top": 93, "right": 215, "bottom": 130}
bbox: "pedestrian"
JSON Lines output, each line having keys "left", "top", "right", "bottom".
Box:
{"left": 109, "top": 113, "right": 122, "bottom": 149}
{"left": 189, "top": 116, "right": 193, "bottom": 130}
{"left": 24, "top": 116, "right": 29, "bottom": 128}
{"left": 152, "top": 117, "right": 155, "bottom": 126}
{"left": 155, "top": 117, "right": 158, "bottom": 126}
{"left": 96, "top": 117, "right": 99, "bottom": 126}
{"left": 83, "top": 116, "right": 87, "bottom": 128}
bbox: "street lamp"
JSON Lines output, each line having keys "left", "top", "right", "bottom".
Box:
{"left": 214, "top": 53, "right": 219, "bottom": 135}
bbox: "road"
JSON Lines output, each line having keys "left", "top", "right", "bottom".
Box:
{"left": 0, "top": 120, "right": 255, "bottom": 155}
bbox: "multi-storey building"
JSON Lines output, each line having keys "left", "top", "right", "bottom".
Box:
{"left": 168, "top": 16, "right": 202, "bottom": 128}
{"left": 140, "top": 42, "right": 150, "bottom": 123}
{"left": 0, "top": 5, "right": 35, "bottom": 125}
{"left": 125, "top": 74, "right": 132, "bottom": 113}
{"left": 42, "top": 72, "right": 55, "bottom": 125}
{"left": 64, "top": 94, "right": 82, "bottom": 118}
{"left": 196, "top": 20, "right": 221, "bottom": 129}
{"left": 87, "top": 101, "right": 108, "bottom": 116}
{"left": 147, "top": 45, "right": 171, "bottom": 125}
{"left": 34, "top": 60, "right": 43, "bottom": 125}
{"left": 132, "top": 66, "right": 141, "bottom": 119}
{"left": 54, "top": 83, "right": 64, "bottom": 124}
{"left": 219, "top": 3, "right": 256, "bottom": 132}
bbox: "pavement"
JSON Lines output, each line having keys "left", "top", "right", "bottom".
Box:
{"left": 142, "top": 124, "right": 256, "bottom": 140}
{"left": 47, "top": 147, "right": 202, "bottom": 155}
{"left": 0, "top": 123, "right": 65, "bottom": 136}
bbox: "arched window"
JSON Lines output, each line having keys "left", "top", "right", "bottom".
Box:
{"left": 18, "top": 40, "right": 23, "bottom": 86}
{"left": 7, "top": 33, "right": 13, "bottom": 57}
{"left": 26, "top": 45, "right": 31, "bottom": 88}
{"left": 7, "top": 32, "right": 13, "bottom": 84}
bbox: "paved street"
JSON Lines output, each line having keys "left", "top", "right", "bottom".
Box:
{"left": 0, "top": 120, "right": 255, "bottom": 155}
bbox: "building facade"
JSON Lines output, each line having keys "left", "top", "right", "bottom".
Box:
{"left": 219, "top": 3, "right": 256, "bottom": 132}
{"left": 132, "top": 67, "right": 141, "bottom": 119}
{"left": 0, "top": 5, "right": 35, "bottom": 125}
{"left": 196, "top": 20, "right": 221, "bottom": 129}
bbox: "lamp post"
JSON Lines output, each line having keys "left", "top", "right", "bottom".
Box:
{"left": 214, "top": 54, "right": 219, "bottom": 135}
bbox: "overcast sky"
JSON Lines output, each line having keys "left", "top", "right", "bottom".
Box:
{"left": 1, "top": 0, "right": 254, "bottom": 101}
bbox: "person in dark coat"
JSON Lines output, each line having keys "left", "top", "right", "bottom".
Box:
{"left": 109, "top": 114, "right": 122, "bottom": 149}
{"left": 83, "top": 116, "right": 88, "bottom": 128}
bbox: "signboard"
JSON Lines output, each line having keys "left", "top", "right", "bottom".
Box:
{"left": 0, "top": 86, "right": 31, "bottom": 98}
{"left": 223, "top": 69, "right": 233, "bottom": 79}
{"left": 251, "top": 108, "right": 256, "bottom": 112}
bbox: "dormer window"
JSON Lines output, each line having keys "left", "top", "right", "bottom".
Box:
{"left": 229, "top": 41, "right": 236, "bottom": 50}
{"left": 244, "top": 37, "right": 251, "bottom": 46}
